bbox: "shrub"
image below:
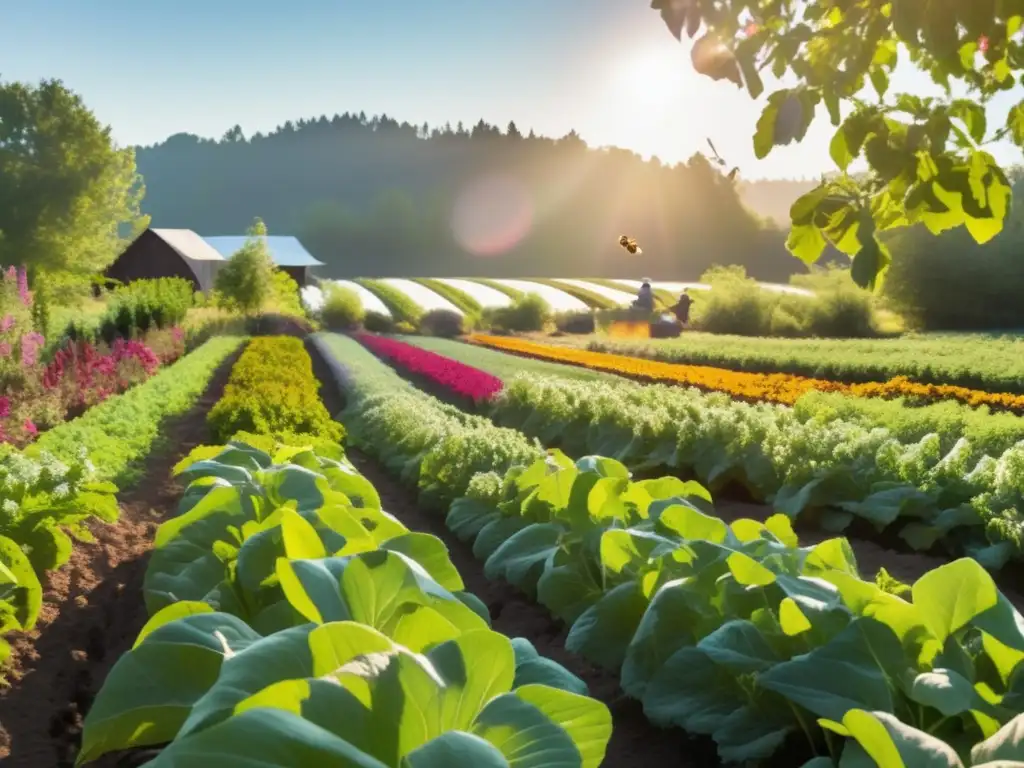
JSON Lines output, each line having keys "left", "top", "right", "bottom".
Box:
{"left": 394, "top": 320, "right": 417, "bottom": 334}
{"left": 214, "top": 218, "right": 276, "bottom": 315}
{"left": 268, "top": 269, "right": 305, "bottom": 318}
{"left": 320, "top": 283, "right": 365, "bottom": 330}
{"left": 554, "top": 310, "right": 595, "bottom": 334}
{"left": 415, "top": 279, "right": 482, "bottom": 315}
{"left": 363, "top": 311, "right": 394, "bottom": 333}
{"left": 207, "top": 336, "right": 344, "bottom": 444}
{"left": 418, "top": 308, "right": 465, "bottom": 337}
{"left": 484, "top": 293, "right": 551, "bottom": 333}
{"left": 693, "top": 264, "right": 883, "bottom": 338}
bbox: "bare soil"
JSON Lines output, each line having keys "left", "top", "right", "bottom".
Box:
{"left": 0, "top": 347, "right": 240, "bottom": 768}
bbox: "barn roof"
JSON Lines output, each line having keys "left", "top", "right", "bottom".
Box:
{"left": 202, "top": 236, "right": 323, "bottom": 268}
{"left": 150, "top": 228, "right": 225, "bottom": 262}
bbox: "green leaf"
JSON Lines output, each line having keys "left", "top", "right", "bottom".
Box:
{"left": 404, "top": 732, "right": 508, "bottom": 767}
{"left": 515, "top": 684, "right": 611, "bottom": 768}
{"left": 77, "top": 612, "right": 262, "bottom": 764}
{"left": 483, "top": 523, "right": 563, "bottom": 594}
{"left": 471, "top": 690, "right": 586, "bottom": 767}
{"left": 134, "top": 601, "right": 216, "bottom": 648}
{"left": 758, "top": 618, "right": 901, "bottom": 721}
{"left": 566, "top": 580, "right": 648, "bottom": 669}
{"left": 908, "top": 667, "right": 985, "bottom": 716}
{"left": 0, "top": 534, "right": 42, "bottom": 630}
{"left": 511, "top": 637, "right": 588, "bottom": 696}
{"left": 146, "top": 709, "right": 389, "bottom": 767}
{"left": 911, "top": 558, "right": 998, "bottom": 645}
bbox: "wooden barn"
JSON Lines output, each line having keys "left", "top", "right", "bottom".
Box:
{"left": 105, "top": 228, "right": 323, "bottom": 293}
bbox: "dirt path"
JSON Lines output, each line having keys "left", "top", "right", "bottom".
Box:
{"left": 0, "top": 348, "right": 241, "bottom": 768}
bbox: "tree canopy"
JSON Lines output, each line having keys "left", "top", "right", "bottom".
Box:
{"left": 651, "top": 0, "right": 1024, "bottom": 288}
{"left": 0, "top": 78, "right": 148, "bottom": 278}
{"left": 214, "top": 218, "right": 275, "bottom": 315}
{"left": 133, "top": 113, "right": 802, "bottom": 282}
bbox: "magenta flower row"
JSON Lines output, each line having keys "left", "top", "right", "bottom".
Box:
{"left": 354, "top": 333, "right": 503, "bottom": 404}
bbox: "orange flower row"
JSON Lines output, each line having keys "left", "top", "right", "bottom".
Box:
{"left": 467, "top": 334, "right": 1024, "bottom": 413}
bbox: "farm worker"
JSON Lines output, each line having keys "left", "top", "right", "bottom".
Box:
{"left": 672, "top": 289, "right": 693, "bottom": 327}
{"left": 633, "top": 279, "right": 655, "bottom": 311}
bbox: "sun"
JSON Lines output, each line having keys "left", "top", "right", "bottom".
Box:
{"left": 609, "top": 47, "right": 686, "bottom": 109}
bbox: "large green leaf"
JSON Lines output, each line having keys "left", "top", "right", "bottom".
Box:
{"left": 912, "top": 558, "right": 999, "bottom": 645}
{"left": 146, "top": 708, "right": 389, "bottom": 767}
{"left": 77, "top": 612, "right": 262, "bottom": 764}
{"left": 759, "top": 618, "right": 904, "bottom": 722}
{"left": 565, "top": 580, "right": 648, "bottom": 669}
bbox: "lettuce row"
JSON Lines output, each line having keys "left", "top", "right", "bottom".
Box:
{"left": 486, "top": 374, "right": 1024, "bottom": 569}
{"left": 451, "top": 451, "right": 1024, "bottom": 766}
{"left": 78, "top": 440, "right": 611, "bottom": 767}
{"left": 313, "top": 337, "right": 1024, "bottom": 765}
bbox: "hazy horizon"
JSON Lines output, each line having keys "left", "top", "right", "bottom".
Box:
{"left": 7, "top": 0, "right": 1024, "bottom": 181}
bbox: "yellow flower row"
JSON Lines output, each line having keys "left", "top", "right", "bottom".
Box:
{"left": 467, "top": 334, "right": 1024, "bottom": 413}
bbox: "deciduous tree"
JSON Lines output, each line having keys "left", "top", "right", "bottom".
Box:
{"left": 214, "top": 218, "right": 275, "bottom": 315}
{"left": 0, "top": 77, "right": 149, "bottom": 278}
{"left": 651, "top": 0, "right": 1024, "bottom": 288}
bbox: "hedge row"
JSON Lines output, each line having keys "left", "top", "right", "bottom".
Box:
{"left": 207, "top": 336, "right": 344, "bottom": 443}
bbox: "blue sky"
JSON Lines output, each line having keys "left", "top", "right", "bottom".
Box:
{"left": 5, "top": 0, "right": 1023, "bottom": 179}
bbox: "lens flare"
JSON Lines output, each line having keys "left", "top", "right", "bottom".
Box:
{"left": 451, "top": 174, "right": 533, "bottom": 257}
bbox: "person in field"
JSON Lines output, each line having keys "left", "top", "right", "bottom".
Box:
{"left": 672, "top": 289, "right": 693, "bottom": 327}
{"left": 633, "top": 279, "right": 655, "bottom": 311}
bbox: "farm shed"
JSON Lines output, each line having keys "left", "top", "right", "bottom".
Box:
{"left": 105, "top": 228, "right": 324, "bottom": 292}
{"left": 105, "top": 228, "right": 225, "bottom": 293}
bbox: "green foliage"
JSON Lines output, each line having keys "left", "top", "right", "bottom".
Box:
{"left": 484, "top": 293, "right": 552, "bottom": 333}
{"left": 267, "top": 269, "right": 305, "bottom": 317}
{"left": 418, "top": 308, "right": 466, "bottom": 338}
{"left": 692, "top": 265, "right": 882, "bottom": 338}
{"left": 31, "top": 335, "right": 244, "bottom": 485}
{"left": 0, "top": 78, "right": 149, "bottom": 277}
{"left": 652, "top": 0, "right": 1022, "bottom": 288}
{"left": 584, "top": 331, "right": 1024, "bottom": 394}
{"left": 354, "top": 278, "right": 423, "bottom": 324}
{"left": 313, "top": 334, "right": 542, "bottom": 506}
{"left": 362, "top": 310, "right": 394, "bottom": 333}
{"left": 207, "top": 337, "right": 343, "bottom": 444}
{"left": 318, "top": 283, "right": 365, "bottom": 330}
{"left": 414, "top": 278, "right": 483, "bottom": 315}
{"left": 214, "top": 218, "right": 276, "bottom": 315}
{"left": 884, "top": 173, "right": 1024, "bottom": 330}
{"left": 451, "top": 452, "right": 1024, "bottom": 764}
{"left": 0, "top": 449, "right": 119, "bottom": 670}
{"left": 79, "top": 438, "right": 609, "bottom": 765}
{"left": 554, "top": 310, "right": 596, "bottom": 335}
{"left": 80, "top": 277, "right": 194, "bottom": 344}
{"left": 486, "top": 372, "right": 1024, "bottom": 566}
{"left": 316, "top": 330, "right": 1024, "bottom": 765}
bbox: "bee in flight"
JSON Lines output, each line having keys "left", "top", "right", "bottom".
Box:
{"left": 618, "top": 235, "right": 642, "bottom": 255}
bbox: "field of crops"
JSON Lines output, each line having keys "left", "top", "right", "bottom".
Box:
{"left": 6, "top": 321, "right": 1024, "bottom": 767}
{"left": 301, "top": 276, "right": 810, "bottom": 316}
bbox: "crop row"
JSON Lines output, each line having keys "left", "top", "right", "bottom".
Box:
{"left": 314, "top": 333, "right": 1024, "bottom": 766}
{"left": 469, "top": 334, "right": 1024, "bottom": 414}
{"left": 207, "top": 336, "right": 343, "bottom": 444}
{"left": 0, "top": 335, "right": 245, "bottom": 673}
{"left": 348, "top": 333, "right": 1024, "bottom": 567}
{"left": 78, "top": 444, "right": 609, "bottom": 762}
{"left": 354, "top": 332, "right": 502, "bottom": 404}
{"left": 585, "top": 332, "right": 1024, "bottom": 395}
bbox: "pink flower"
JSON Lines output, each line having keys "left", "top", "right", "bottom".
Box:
{"left": 1, "top": 314, "right": 15, "bottom": 333}
{"left": 17, "top": 267, "right": 30, "bottom": 307}
{"left": 0, "top": 397, "right": 9, "bottom": 419}
{"left": 4, "top": 267, "right": 15, "bottom": 282}
{"left": 354, "top": 333, "right": 504, "bottom": 404}
{"left": 20, "top": 331, "right": 44, "bottom": 367}
{"left": 0, "top": 343, "right": 11, "bottom": 359}
{"left": 23, "top": 419, "right": 37, "bottom": 437}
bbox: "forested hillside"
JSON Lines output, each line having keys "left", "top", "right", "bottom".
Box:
{"left": 134, "top": 113, "right": 805, "bottom": 281}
